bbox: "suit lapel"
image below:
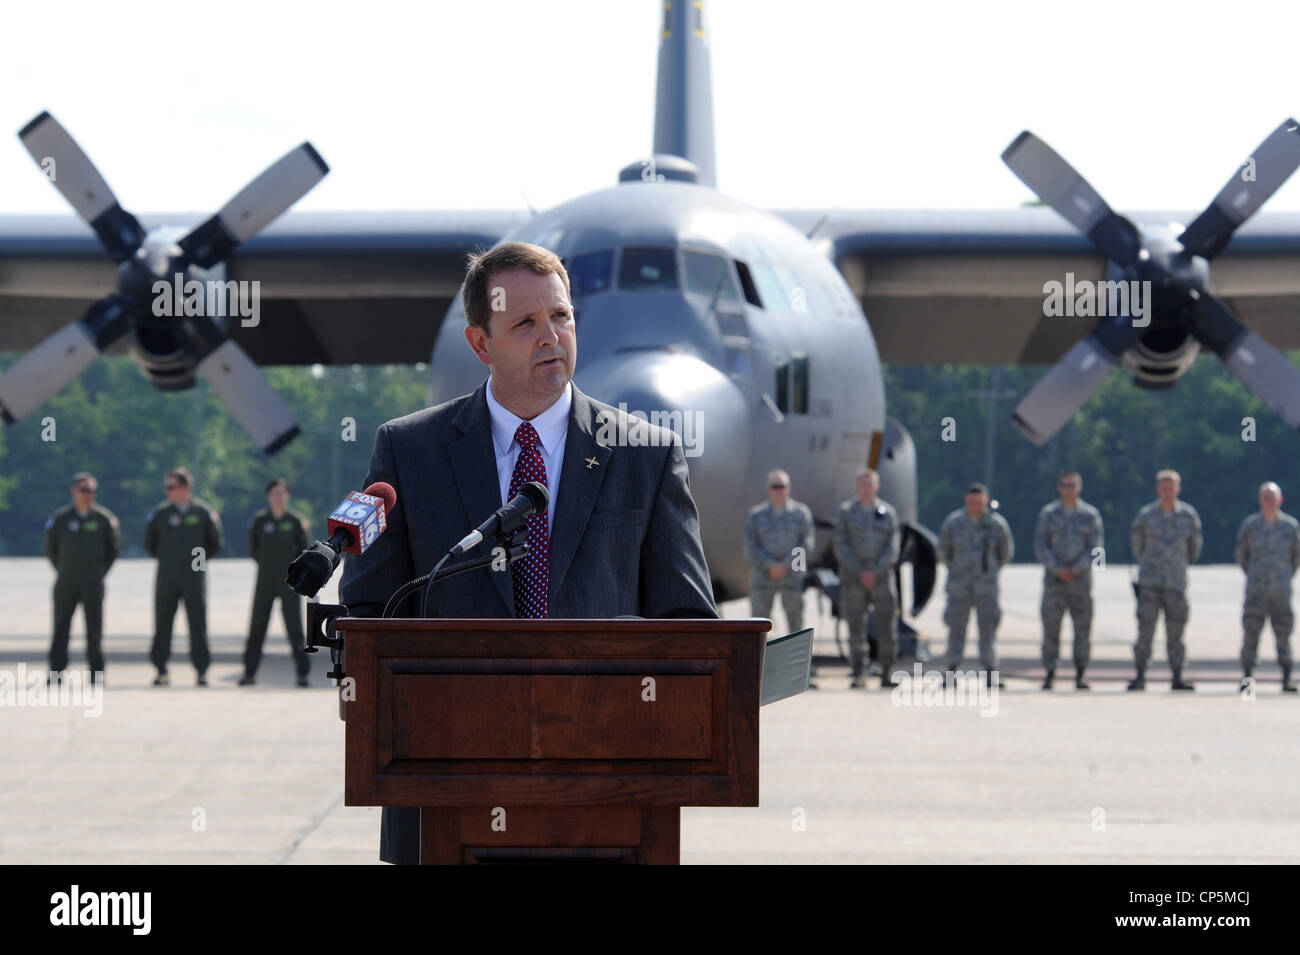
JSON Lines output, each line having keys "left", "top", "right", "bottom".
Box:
{"left": 549, "top": 385, "right": 611, "bottom": 601}
{"left": 449, "top": 381, "right": 514, "bottom": 616}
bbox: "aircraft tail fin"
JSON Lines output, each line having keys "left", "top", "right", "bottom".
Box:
{"left": 652, "top": 0, "right": 717, "bottom": 187}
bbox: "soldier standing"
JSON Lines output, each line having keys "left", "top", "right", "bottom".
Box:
{"left": 937, "top": 483, "right": 1013, "bottom": 687}
{"left": 1129, "top": 469, "right": 1201, "bottom": 691}
{"left": 43, "top": 472, "right": 120, "bottom": 683}
{"left": 1035, "top": 471, "right": 1104, "bottom": 691}
{"left": 744, "top": 469, "right": 816, "bottom": 680}
{"left": 833, "top": 468, "right": 900, "bottom": 689}
{"left": 144, "top": 467, "right": 223, "bottom": 686}
{"left": 1235, "top": 481, "right": 1299, "bottom": 693}
{"left": 240, "top": 478, "right": 312, "bottom": 687}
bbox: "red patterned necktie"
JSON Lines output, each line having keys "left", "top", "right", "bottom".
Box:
{"left": 509, "top": 421, "right": 549, "bottom": 617}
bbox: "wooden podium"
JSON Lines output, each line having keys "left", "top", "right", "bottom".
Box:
{"left": 336, "top": 617, "right": 769, "bottom": 864}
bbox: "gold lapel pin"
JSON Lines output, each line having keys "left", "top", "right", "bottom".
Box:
{"left": 585, "top": 456, "right": 600, "bottom": 469}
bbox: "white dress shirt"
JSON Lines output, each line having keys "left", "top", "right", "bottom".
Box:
{"left": 484, "top": 377, "right": 571, "bottom": 532}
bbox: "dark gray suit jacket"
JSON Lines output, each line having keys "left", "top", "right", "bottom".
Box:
{"left": 338, "top": 380, "right": 717, "bottom": 863}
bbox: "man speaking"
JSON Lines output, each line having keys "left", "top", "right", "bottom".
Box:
{"left": 339, "top": 241, "right": 717, "bottom": 864}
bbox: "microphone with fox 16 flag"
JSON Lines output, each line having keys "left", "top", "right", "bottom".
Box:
{"left": 286, "top": 482, "right": 395, "bottom": 597}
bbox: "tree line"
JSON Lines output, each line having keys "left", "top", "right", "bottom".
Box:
{"left": 0, "top": 351, "right": 1291, "bottom": 563}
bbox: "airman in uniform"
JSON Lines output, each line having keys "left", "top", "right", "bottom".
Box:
{"left": 1035, "top": 470, "right": 1104, "bottom": 690}
{"left": 1235, "top": 481, "right": 1299, "bottom": 693}
{"left": 43, "top": 472, "right": 120, "bottom": 683}
{"left": 144, "top": 466, "right": 223, "bottom": 686}
{"left": 833, "top": 467, "right": 900, "bottom": 689}
{"left": 240, "top": 477, "right": 312, "bottom": 687}
{"left": 744, "top": 470, "right": 815, "bottom": 673}
{"left": 1129, "top": 469, "right": 1201, "bottom": 691}
{"left": 937, "top": 483, "right": 1013, "bottom": 686}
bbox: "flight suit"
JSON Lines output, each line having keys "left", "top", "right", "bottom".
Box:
{"left": 44, "top": 503, "right": 121, "bottom": 674}
{"left": 833, "top": 497, "right": 900, "bottom": 677}
{"left": 744, "top": 499, "right": 815, "bottom": 633}
{"left": 1130, "top": 500, "right": 1201, "bottom": 672}
{"left": 1235, "top": 511, "right": 1300, "bottom": 673}
{"left": 1035, "top": 499, "right": 1104, "bottom": 670}
{"left": 243, "top": 507, "right": 311, "bottom": 679}
{"left": 938, "top": 508, "right": 1014, "bottom": 670}
{"left": 145, "top": 499, "right": 223, "bottom": 675}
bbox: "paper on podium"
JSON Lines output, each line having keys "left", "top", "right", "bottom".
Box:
{"left": 761, "top": 627, "right": 813, "bottom": 706}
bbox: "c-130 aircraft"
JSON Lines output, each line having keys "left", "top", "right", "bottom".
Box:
{"left": 4, "top": 1, "right": 1300, "bottom": 609}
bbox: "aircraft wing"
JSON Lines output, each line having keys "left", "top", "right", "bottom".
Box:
{"left": 775, "top": 208, "right": 1300, "bottom": 364}
{"left": 0, "top": 210, "right": 528, "bottom": 364}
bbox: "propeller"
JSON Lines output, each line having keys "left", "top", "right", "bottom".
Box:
{"left": 0, "top": 111, "right": 328, "bottom": 454}
{"left": 1002, "top": 121, "right": 1300, "bottom": 445}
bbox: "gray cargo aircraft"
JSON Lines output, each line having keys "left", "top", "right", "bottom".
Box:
{"left": 3, "top": 1, "right": 1300, "bottom": 605}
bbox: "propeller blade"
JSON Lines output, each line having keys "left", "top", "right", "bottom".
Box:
{"left": 0, "top": 296, "right": 132, "bottom": 422}
{"left": 195, "top": 339, "right": 300, "bottom": 454}
{"left": 1190, "top": 293, "right": 1300, "bottom": 429}
{"left": 1002, "top": 130, "right": 1142, "bottom": 267}
{"left": 1011, "top": 335, "right": 1120, "bottom": 445}
{"left": 1178, "top": 119, "right": 1300, "bottom": 260}
{"left": 179, "top": 143, "right": 328, "bottom": 269}
{"left": 17, "top": 112, "right": 145, "bottom": 262}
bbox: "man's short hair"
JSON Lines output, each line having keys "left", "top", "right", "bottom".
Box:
{"left": 856, "top": 467, "right": 879, "bottom": 482}
{"left": 1058, "top": 470, "right": 1081, "bottom": 484}
{"left": 1156, "top": 469, "right": 1181, "bottom": 484}
{"left": 265, "top": 477, "right": 289, "bottom": 495}
{"left": 1260, "top": 481, "right": 1282, "bottom": 497}
{"left": 166, "top": 466, "right": 193, "bottom": 488}
{"left": 70, "top": 471, "right": 96, "bottom": 489}
{"left": 966, "top": 482, "right": 989, "bottom": 496}
{"left": 462, "top": 241, "right": 571, "bottom": 334}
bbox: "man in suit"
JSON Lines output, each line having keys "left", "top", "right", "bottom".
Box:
{"left": 339, "top": 241, "right": 717, "bottom": 864}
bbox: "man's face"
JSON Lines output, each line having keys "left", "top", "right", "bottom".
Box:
{"left": 857, "top": 473, "right": 878, "bottom": 502}
{"left": 966, "top": 491, "right": 987, "bottom": 518}
{"left": 767, "top": 474, "right": 790, "bottom": 508}
{"left": 72, "top": 481, "right": 96, "bottom": 509}
{"left": 268, "top": 485, "right": 289, "bottom": 512}
{"left": 1157, "top": 478, "right": 1180, "bottom": 506}
{"left": 165, "top": 477, "right": 190, "bottom": 507}
{"left": 1058, "top": 476, "right": 1081, "bottom": 506}
{"left": 464, "top": 269, "right": 575, "bottom": 414}
{"left": 1260, "top": 486, "right": 1282, "bottom": 517}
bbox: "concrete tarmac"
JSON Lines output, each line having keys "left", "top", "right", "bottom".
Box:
{"left": 1, "top": 559, "right": 1296, "bottom": 864}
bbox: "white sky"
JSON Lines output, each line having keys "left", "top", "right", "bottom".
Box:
{"left": 3, "top": 0, "right": 1299, "bottom": 218}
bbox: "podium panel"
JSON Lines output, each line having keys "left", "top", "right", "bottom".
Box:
{"left": 337, "top": 617, "right": 768, "bottom": 863}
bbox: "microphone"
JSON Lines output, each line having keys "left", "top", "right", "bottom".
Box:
{"left": 446, "top": 481, "right": 548, "bottom": 557}
{"left": 286, "top": 482, "right": 396, "bottom": 597}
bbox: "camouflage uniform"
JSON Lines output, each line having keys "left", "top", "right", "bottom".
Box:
{"left": 145, "top": 499, "right": 223, "bottom": 676}
{"left": 1130, "top": 500, "right": 1201, "bottom": 671}
{"left": 833, "top": 497, "right": 900, "bottom": 677}
{"left": 44, "top": 503, "right": 121, "bottom": 674}
{"left": 744, "top": 499, "right": 815, "bottom": 633}
{"left": 1035, "top": 499, "right": 1104, "bottom": 670}
{"left": 1235, "top": 511, "right": 1300, "bottom": 672}
{"left": 938, "top": 508, "right": 1014, "bottom": 670}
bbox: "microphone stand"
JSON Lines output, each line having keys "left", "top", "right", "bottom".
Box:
{"left": 304, "top": 527, "right": 530, "bottom": 688}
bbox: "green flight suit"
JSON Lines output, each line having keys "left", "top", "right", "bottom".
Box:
{"left": 243, "top": 507, "right": 311, "bottom": 679}
{"left": 145, "top": 499, "right": 223, "bottom": 674}
{"left": 44, "top": 503, "right": 121, "bottom": 673}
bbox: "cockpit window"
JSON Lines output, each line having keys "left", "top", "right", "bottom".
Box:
{"left": 564, "top": 249, "right": 614, "bottom": 297}
{"left": 618, "top": 247, "right": 678, "bottom": 291}
{"left": 683, "top": 250, "right": 740, "bottom": 302}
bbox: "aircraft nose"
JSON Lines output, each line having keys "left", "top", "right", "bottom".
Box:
{"left": 575, "top": 351, "right": 750, "bottom": 507}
